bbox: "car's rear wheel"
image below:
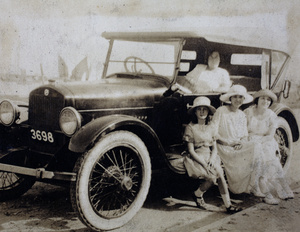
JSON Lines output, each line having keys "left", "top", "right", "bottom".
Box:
{"left": 70, "top": 130, "right": 151, "bottom": 231}
{"left": 0, "top": 172, "right": 35, "bottom": 201}
{"left": 275, "top": 117, "right": 293, "bottom": 172}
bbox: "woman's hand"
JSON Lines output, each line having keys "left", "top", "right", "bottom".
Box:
{"left": 207, "top": 159, "right": 214, "bottom": 169}
{"left": 232, "top": 142, "right": 243, "bottom": 150}
{"left": 216, "top": 138, "right": 243, "bottom": 150}
{"left": 216, "top": 139, "right": 230, "bottom": 146}
{"left": 233, "top": 144, "right": 242, "bottom": 150}
{"left": 261, "top": 135, "right": 273, "bottom": 143}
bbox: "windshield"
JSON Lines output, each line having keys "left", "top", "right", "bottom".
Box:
{"left": 104, "top": 40, "right": 181, "bottom": 82}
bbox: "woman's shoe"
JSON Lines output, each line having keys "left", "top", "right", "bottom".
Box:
{"left": 286, "top": 192, "right": 294, "bottom": 199}
{"left": 192, "top": 194, "right": 207, "bottom": 209}
{"left": 253, "top": 191, "right": 266, "bottom": 198}
{"left": 282, "top": 192, "right": 294, "bottom": 200}
{"left": 252, "top": 188, "right": 266, "bottom": 198}
{"left": 264, "top": 194, "right": 280, "bottom": 205}
{"left": 226, "top": 205, "right": 243, "bottom": 214}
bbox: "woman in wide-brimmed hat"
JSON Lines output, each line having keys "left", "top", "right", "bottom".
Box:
{"left": 212, "top": 85, "right": 269, "bottom": 200}
{"left": 219, "top": 84, "right": 253, "bottom": 104}
{"left": 183, "top": 96, "right": 242, "bottom": 214}
{"left": 244, "top": 89, "right": 294, "bottom": 204}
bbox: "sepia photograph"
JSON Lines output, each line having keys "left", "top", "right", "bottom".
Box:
{"left": 0, "top": 1, "right": 300, "bottom": 231}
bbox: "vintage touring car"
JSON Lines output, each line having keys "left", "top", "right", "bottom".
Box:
{"left": 0, "top": 31, "right": 298, "bottom": 231}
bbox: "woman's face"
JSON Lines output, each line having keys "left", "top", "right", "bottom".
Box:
{"left": 230, "top": 95, "right": 244, "bottom": 108}
{"left": 207, "top": 52, "right": 220, "bottom": 70}
{"left": 257, "top": 96, "right": 271, "bottom": 109}
{"left": 195, "top": 106, "right": 209, "bottom": 120}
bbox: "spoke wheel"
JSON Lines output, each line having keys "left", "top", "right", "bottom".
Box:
{"left": 0, "top": 172, "right": 35, "bottom": 201}
{"left": 274, "top": 117, "right": 293, "bottom": 172}
{"left": 70, "top": 131, "right": 151, "bottom": 231}
{"left": 0, "top": 151, "right": 36, "bottom": 201}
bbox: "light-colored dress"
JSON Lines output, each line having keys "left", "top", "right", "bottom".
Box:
{"left": 244, "top": 106, "right": 293, "bottom": 199}
{"left": 182, "top": 122, "right": 222, "bottom": 183}
{"left": 212, "top": 105, "right": 264, "bottom": 195}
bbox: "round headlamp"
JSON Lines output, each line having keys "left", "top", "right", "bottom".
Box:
{"left": 0, "top": 100, "right": 20, "bottom": 126}
{"left": 59, "top": 107, "right": 82, "bottom": 136}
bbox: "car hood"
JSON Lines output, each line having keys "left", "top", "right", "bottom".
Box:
{"left": 43, "top": 77, "right": 168, "bottom": 110}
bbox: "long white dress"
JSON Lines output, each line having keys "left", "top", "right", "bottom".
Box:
{"left": 212, "top": 105, "right": 264, "bottom": 195}
{"left": 244, "top": 106, "right": 293, "bottom": 199}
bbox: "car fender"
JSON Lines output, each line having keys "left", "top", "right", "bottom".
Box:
{"left": 69, "top": 114, "right": 165, "bottom": 155}
{"left": 270, "top": 103, "right": 299, "bottom": 142}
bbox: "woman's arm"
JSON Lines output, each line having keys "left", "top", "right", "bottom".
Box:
{"left": 208, "top": 140, "right": 218, "bottom": 166}
{"left": 215, "top": 69, "right": 231, "bottom": 92}
{"left": 187, "top": 142, "right": 208, "bottom": 169}
{"left": 216, "top": 138, "right": 242, "bottom": 147}
{"left": 261, "top": 126, "right": 276, "bottom": 142}
{"left": 264, "top": 112, "right": 278, "bottom": 140}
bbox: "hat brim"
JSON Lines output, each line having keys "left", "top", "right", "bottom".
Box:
{"left": 220, "top": 93, "right": 253, "bottom": 104}
{"left": 188, "top": 105, "right": 216, "bottom": 115}
{"left": 253, "top": 90, "right": 277, "bottom": 103}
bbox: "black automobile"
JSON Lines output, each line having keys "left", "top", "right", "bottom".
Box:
{"left": 0, "top": 31, "right": 298, "bottom": 231}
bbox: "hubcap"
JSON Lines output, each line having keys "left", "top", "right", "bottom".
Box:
{"left": 121, "top": 176, "right": 133, "bottom": 191}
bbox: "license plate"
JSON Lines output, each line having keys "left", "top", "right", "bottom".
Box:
{"left": 30, "top": 129, "right": 54, "bottom": 143}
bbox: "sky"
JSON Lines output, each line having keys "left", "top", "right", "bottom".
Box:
{"left": 0, "top": 0, "right": 299, "bottom": 79}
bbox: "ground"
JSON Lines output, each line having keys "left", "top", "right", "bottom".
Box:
{"left": 0, "top": 177, "right": 267, "bottom": 232}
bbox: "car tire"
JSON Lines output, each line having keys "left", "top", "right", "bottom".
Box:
{"left": 0, "top": 173, "right": 35, "bottom": 201}
{"left": 70, "top": 130, "right": 151, "bottom": 231}
{"left": 275, "top": 117, "right": 293, "bottom": 172}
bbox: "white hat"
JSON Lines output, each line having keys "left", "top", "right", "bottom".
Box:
{"left": 220, "top": 85, "right": 253, "bottom": 104}
{"left": 188, "top": 97, "right": 216, "bottom": 114}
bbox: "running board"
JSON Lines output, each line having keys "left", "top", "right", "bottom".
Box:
{"left": 0, "top": 163, "right": 76, "bottom": 182}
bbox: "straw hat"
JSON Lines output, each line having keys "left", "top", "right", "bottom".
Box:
{"left": 253, "top": 89, "right": 277, "bottom": 103}
{"left": 220, "top": 85, "right": 253, "bottom": 104}
{"left": 188, "top": 97, "right": 216, "bottom": 114}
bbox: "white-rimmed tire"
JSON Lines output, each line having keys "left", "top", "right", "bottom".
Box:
{"left": 70, "top": 130, "right": 151, "bottom": 231}
{"left": 275, "top": 117, "right": 293, "bottom": 172}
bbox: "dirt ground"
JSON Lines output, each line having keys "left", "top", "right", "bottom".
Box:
{"left": 0, "top": 183, "right": 87, "bottom": 232}
{"left": 0, "top": 178, "right": 298, "bottom": 232}
{"left": 0, "top": 181, "right": 261, "bottom": 232}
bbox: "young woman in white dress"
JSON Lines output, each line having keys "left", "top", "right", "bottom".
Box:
{"left": 213, "top": 85, "right": 267, "bottom": 197}
{"left": 244, "top": 89, "right": 294, "bottom": 204}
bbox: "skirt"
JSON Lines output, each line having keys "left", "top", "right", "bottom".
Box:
{"left": 184, "top": 147, "right": 221, "bottom": 183}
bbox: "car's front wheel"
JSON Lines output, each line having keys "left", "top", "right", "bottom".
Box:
{"left": 70, "top": 130, "right": 151, "bottom": 231}
{"left": 0, "top": 151, "right": 36, "bottom": 201}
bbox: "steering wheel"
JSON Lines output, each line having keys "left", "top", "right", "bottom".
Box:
{"left": 124, "top": 56, "right": 155, "bottom": 74}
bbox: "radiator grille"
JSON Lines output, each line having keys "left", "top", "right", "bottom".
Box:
{"left": 29, "top": 89, "right": 65, "bottom": 130}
